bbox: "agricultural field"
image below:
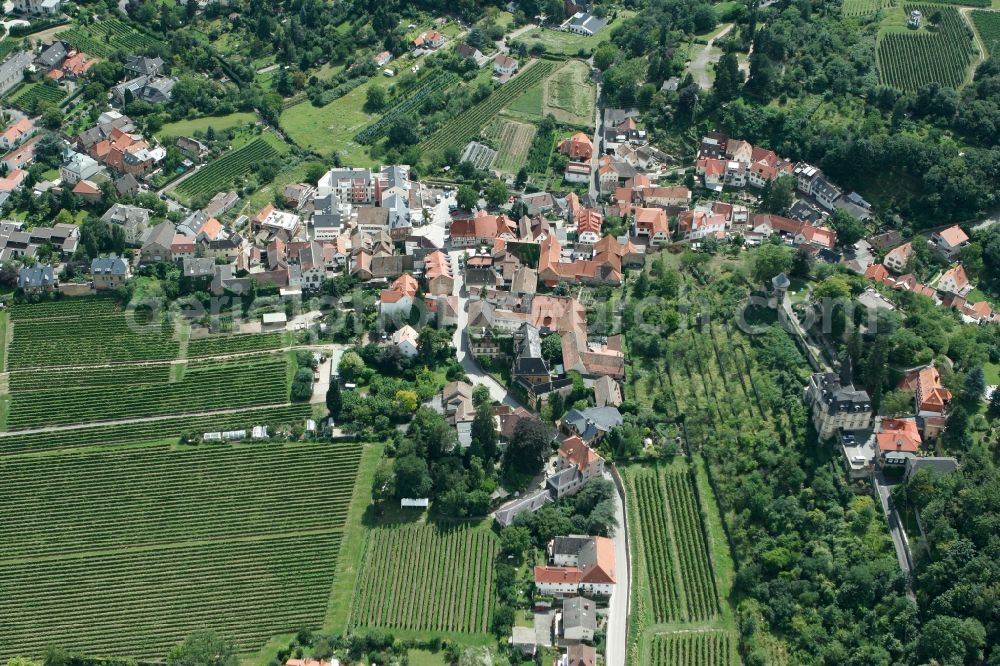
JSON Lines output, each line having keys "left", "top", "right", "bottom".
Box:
{"left": 420, "top": 59, "right": 557, "bottom": 155}
{"left": 348, "top": 523, "right": 498, "bottom": 636}
{"left": 542, "top": 59, "right": 597, "bottom": 126}
{"left": 0, "top": 442, "right": 366, "bottom": 660}
{"left": 173, "top": 134, "right": 284, "bottom": 203}
{"left": 155, "top": 111, "right": 258, "bottom": 140}
{"left": 60, "top": 17, "right": 163, "bottom": 59}
{"left": 842, "top": 0, "right": 895, "bottom": 17}
{"left": 876, "top": 5, "right": 977, "bottom": 89}
{"left": 971, "top": 9, "right": 1000, "bottom": 46}
{"left": 650, "top": 631, "right": 738, "bottom": 666}
{"left": 484, "top": 118, "right": 536, "bottom": 174}
{"left": 624, "top": 464, "right": 720, "bottom": 625}
{"left": 8, "top": 83, "right": 66, "bottom": 111}
{"left": 6, "top": 298, "right": 177, "bottom": 370}
{"left": 186, "top": 331, "right": 288, "bottom": 357}
{"left": 5, "top": 353, "right": 291, "bottom": 429}
{"left": 279, "top": 77, "right": 380, "bottom": 166}
{"left": 354, "top": 70, "right": 460, "bottom": 144}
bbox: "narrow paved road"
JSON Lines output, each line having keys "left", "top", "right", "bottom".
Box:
{"left": 874, "top": 472, "right": 916, "bottom": 601}
{"left": 448, "top": 249, "right": 525, "bottom": 408}
{"left": 605, "top": 470, "right": 630, "bottom": 666}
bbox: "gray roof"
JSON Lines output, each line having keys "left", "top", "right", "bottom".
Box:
{"left": 114, "top": 173, "right": 140, "bottom": 196}
{"left": 142, "top": 221, "right": 176, "bottom": 249}
{"left": 494, "top": 488, "right": 552, "bottom": 527}
{"left": 562, "top": 596, "right": 597, "bottom": 631}
{"left": 552, "top": 535, "right": 593, "bottom": 557}
{"left": 125, "top": 55, "right": 163, "bottom": 75}
{"left": 570, "top": 12, "right": 607, "bottom": 33}
{"left": 91, "top": 255, "right": 129, "bottom": 276}
{"left": 102, "top": 203, "right": 150, "bottom": 227}
{"left": 563, "top": 406, "right": 623, "bottom": 442}
{"left": 183, "top": 256, "right": 216, "bottom": 278}
{"left": 812, "top": 372, "right": 871, "bottom": 415}
{"left": 37, "top": 41, "right": 67, "bottom": 68}
{"left": 0, "top": 52, "right": 33, "bottom": 83}
{"left": 18, "top": 264, "right": 55, "bottom": 289}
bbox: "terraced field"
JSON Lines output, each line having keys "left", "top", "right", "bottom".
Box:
{"left": 9, "top": 82, "right": 66, "bottom": 112}
{"left": 484, "top": 118, "right": 536, "bottom": 174}
{"left": 0, "top": 442, "right": 365, "bottom": 660}
{"left": 349, "top": 523, "right": 498, "bottom": 635}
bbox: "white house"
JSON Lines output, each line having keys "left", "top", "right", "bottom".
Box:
{"left": 535, "top": 535, "right": 616, "bottom": 598}
{"left": 494, "top": 54, "right": 518, "bottom": 76}
{"left": 392, "top": 324, "right": 419, "bottom": 358}
{"left": 932, "top": 225, "right": 969, "bottom": 258}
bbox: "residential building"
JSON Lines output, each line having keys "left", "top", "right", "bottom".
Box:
{"left": 511, "top": 626, "right": 536, "bottom": 658}
{"left": 884, "top": 242, "right": 912, "bottom": 274}
{"left": 316, "top": 167, "right": 375, "bottom": 204}
{"left": 380, "top": 273, "right": 418, "bottom": 320}
{"left": 875, "top": 417, "right": 922, "bottom": 468}
{"left": 170, "top": 234, "right": 195, "bottom": 262}
{"left": 204, "top": 191, "right": 239, "bottom": 218}
{"left": 593, "top": 375, "right": 622, "bottom": 407}
{"left": 558, "top": 132, "right": 594, "bottom": 162}
{"left": 0, "top": 52, "right": 34, "bottom": 96}
{"left": 2, "top": 134, "right": 40, "bottom": 172}
{"left": 904, "top": 456, "right": 958, "bottom": 482}
{"left": 805, "top": 361, "right": 872, "bottom": 439}
{"left": 0, "top": 118, "right": 34, "bottom": 151}
{"left": 140, "top": 221, "right": 175, "bottom": 263}
{"left": 932, "top": 225, "right": 969, "bottom": 258}
{"left": 13, "top": 0, "right": 64, "bottom": 13}
{"left": 633, "top": 207, "right": 669, "bottom": 245}
{"left": 252, "top": 204, "right": 302, "bottom": 241}
{"left": 564, "top": 161, "right": 591, "bottom": 183}
{"left": 937, "top": 264, "right": 971, "bottom": 296}
{"left": 546, "top": 435, "right": 605, "bottom": 498}
{"left": 91, "top": 255, "right": 131, "bottom": 290}
{"left": 561, "top": 597, "right": 596, "bottom": 642}
{"left": 72, "top": 179, "right": 102, "bottom": 204}
{"left": 899, "top": 364, "right": 952, "bottom": 438}
{"left": 560, "top": 407, "right": 623, "bottom": 444}
{"left": 442, "top": 381, "right": 475, "bottom": 448}
{"left": 566, "top": 11, "right": 607, "bottom": 35}
{"left": 124, "top": 55, "right": 163, "bottom": 77}
{"left": 392, "top": 324, "right": 419, "bottom": 358}
{"left": 494, "top": 488, "right": 552, "bottom": 527}
{"left": 36, "top": 41, "right": 66, "bottom": 70}
{"left": 424, "top": 250, "right": 453, "bottom": 296}
{"left": 493, "top": 54, "right": 519, "bottom": 76}
{"left": 18, "top": 264, "right": 57, "bottom": 294}
{"left": 557, "top": 645, "right": 597, "bottom": 666}
{"left": 534, "top": 535, "right": 616, "bottom": 597}
{"left": 112, "top": 75, "right": 177, "bottom": 104}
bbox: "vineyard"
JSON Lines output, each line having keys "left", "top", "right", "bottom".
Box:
{"left": 353, "top": 71, "right": 459, "bottom": 144}
{"left": 971, "top": 10, "right": 1000, "bottom": 48}
{"left": 624, "top": 465, "right": 719, "bottom": 624}
{"left": 484, "top": 119, "right": 536, "bottom": 174}
{"left": 186, "top": 331, "right": 287, "bottom": 357}
{"left": 349, "top": 523, "right": 498, "bottom": 635}
{"left": 0, "top": 403, "right": 312, "bottom": 455}
{"left": 6, "top": 353, "right": 291, "bottom": 429}
{"left": 7, "top": 298, "right": 177, "bottom": 369}
{"left": 9, "top": 83, "right": 66, "bottom": 111}
{"left": 842, "top": 0, "right": 894, "bottom": 17}
{"left": 0, "top": 442, "right": 364, "bottom": 659}
{"left": 650, "top": 631, "right": 737, "bottom": 666}
{"left": 876, "top": 5, "right": 976, "bottom": 90}
{"left": 60, "top": 17, "right": 163, "bottom": 59}
{"left": 174, "top": 137, "right": 281, "bottom": 200}
{"left": 419, "top": 59, "right": 557, "bottom": 154}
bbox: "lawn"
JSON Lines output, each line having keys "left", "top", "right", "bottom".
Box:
{"left": 542, "top": 59, "right": 596, "bottom": 127}
{"left": 156, "top": 111, "right": 257, "bottom": 139}
{"left": 237, "top": 158, "right": 327, "bottom": 216}
{"left": 407, "top": 650, "right": 448, "bottom": 666}
{"left": 279, "top": 79, "right": 380, "bottom": 166}
{"left": 984, "top": 362, "right": 1000, "bottom": 385}
{"left": 517, "top": 12, "right": 630, "bottom": 56}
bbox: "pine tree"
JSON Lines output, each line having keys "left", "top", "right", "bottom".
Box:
{"left": 962, "top": 366, "right": 986, "bottom": 404}
{"left": 325, "top": 380, "right": 342, "bottom": 419}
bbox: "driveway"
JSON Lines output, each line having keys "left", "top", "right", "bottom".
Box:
{"left": 604, "top": 470, "right": 629, "bottom": 666}
{"left": 874, "top": 472, "right": 916, "bottom": 601}
{"left": 448, "top": 249, "right": 525, "bottom": 408}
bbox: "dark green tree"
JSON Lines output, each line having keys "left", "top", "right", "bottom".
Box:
{"left": 167, "top": 631, "right": 239, "bottom": 666}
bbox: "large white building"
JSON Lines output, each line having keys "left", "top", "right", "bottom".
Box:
{"left": 804, "top": 361, "right": 872, "bottom": 440}
{"left": 534, "top": 535, "right": 616, "bottom": 598}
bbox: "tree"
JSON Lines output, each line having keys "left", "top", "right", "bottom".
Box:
{"left": 881, "top": 389, "right": 914, "bottom": 417}
{"left": 760, "top": 175, "right": 795, "bottom": 214}
{"left": 456, "top": 184, "right": 478, "bottom": 210}
{"left": 484, "top": 179, "right": 508, "bottom": 208}
{"left": 499, "top": 525, "right": 531, "bottom": 556}
{"left": 394, "top": 454, "right": 432, "bottom": 499}
{"left": 594, "top": 42, "right": 618, "bottom": 71}
{"left": 713, "top": 53, "right": 744, "bottom": 100}
{"left": 337, "top": 351, "right": 365, "bottom": 382}
{"left": 829, "top": 209, "right": 866, "bottom": 247}
{"left": 503, "top": 418, "right": 550, "bottom": 476}
{"left": 751, "top": 243, "right": 792, "bottom": 283}
{"left": 989, "top": 384, "right": 1000, "bottom": 417}
{"left": 961, "top": 366, "right": 986, "bottom": 404}
{"left": 371, "top": 459, "right": 394, "bottom": 502}
{"left": 791, "top": 245, "right": 814, "bottom": 279}
{"left": 472, "top": 384, "right": 491, "bottom": 407}
{"left": 541, "top": 333, "right": 563, "bottom": 365}
{"left": 917, "top": 616, "right": 985, "bottom": 665}
{"left": 365, "top": 84, "right": 387, "bottom": 112}
{"left": 470, "top": 400, "right": 498, "bottom": 463}
{"left": 167, "top": 631, "right": 239, "bottom": 666}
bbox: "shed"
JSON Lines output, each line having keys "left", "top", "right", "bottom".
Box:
{"left": 262, "top": 311, "right": 288, "bottom": 329}
{"left": 401, "top": 498, "right": 429, "bottom": 508}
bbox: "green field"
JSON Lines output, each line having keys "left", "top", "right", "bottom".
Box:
{"left": 842, "top": 0, "right": 894, "bottom": 17}
{"left": 971, "top": 9, "right": 1000, "bottom": 48}
{"left": 187, "top": 331, "right": 288, "bottom": 357}
{"left": 542, "top": 59, "right": 596, "bottom": 126}
{"left": 279, "top": 79, "right": 380, "bottom": 166}
{"left": 517, "top": 15, "right": 627, "bottom": 56}
{"left": 876, "top": 4, "right": 977, "bottom": 89}
{"left": 8, "top": 83, "right": 66, "bottom": 111}
{"left": 483, "top": 118, "right": 536, "bottom": 174}
{"left": 6, "top": 298, "right": 178, "bottom": 369}
{"left": 156, "top": 111, "right": 258, "bottom": 139}
{"left": 6, "top": 354, "right": 291, "bottom": 429}
{"left": 60, "top": 17, "right": 163, "bottom": 59}
{"left": 0, "top": 442, "right": 366, "bottom": 660}
{"left": 348, "top": 522, "right": 498, "bottom": 637}
{"left": 650, "top": 631, "right": 738, "bottom": 666}
{"left": 173, "top": 134, "right": 285, "bottom": 202}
